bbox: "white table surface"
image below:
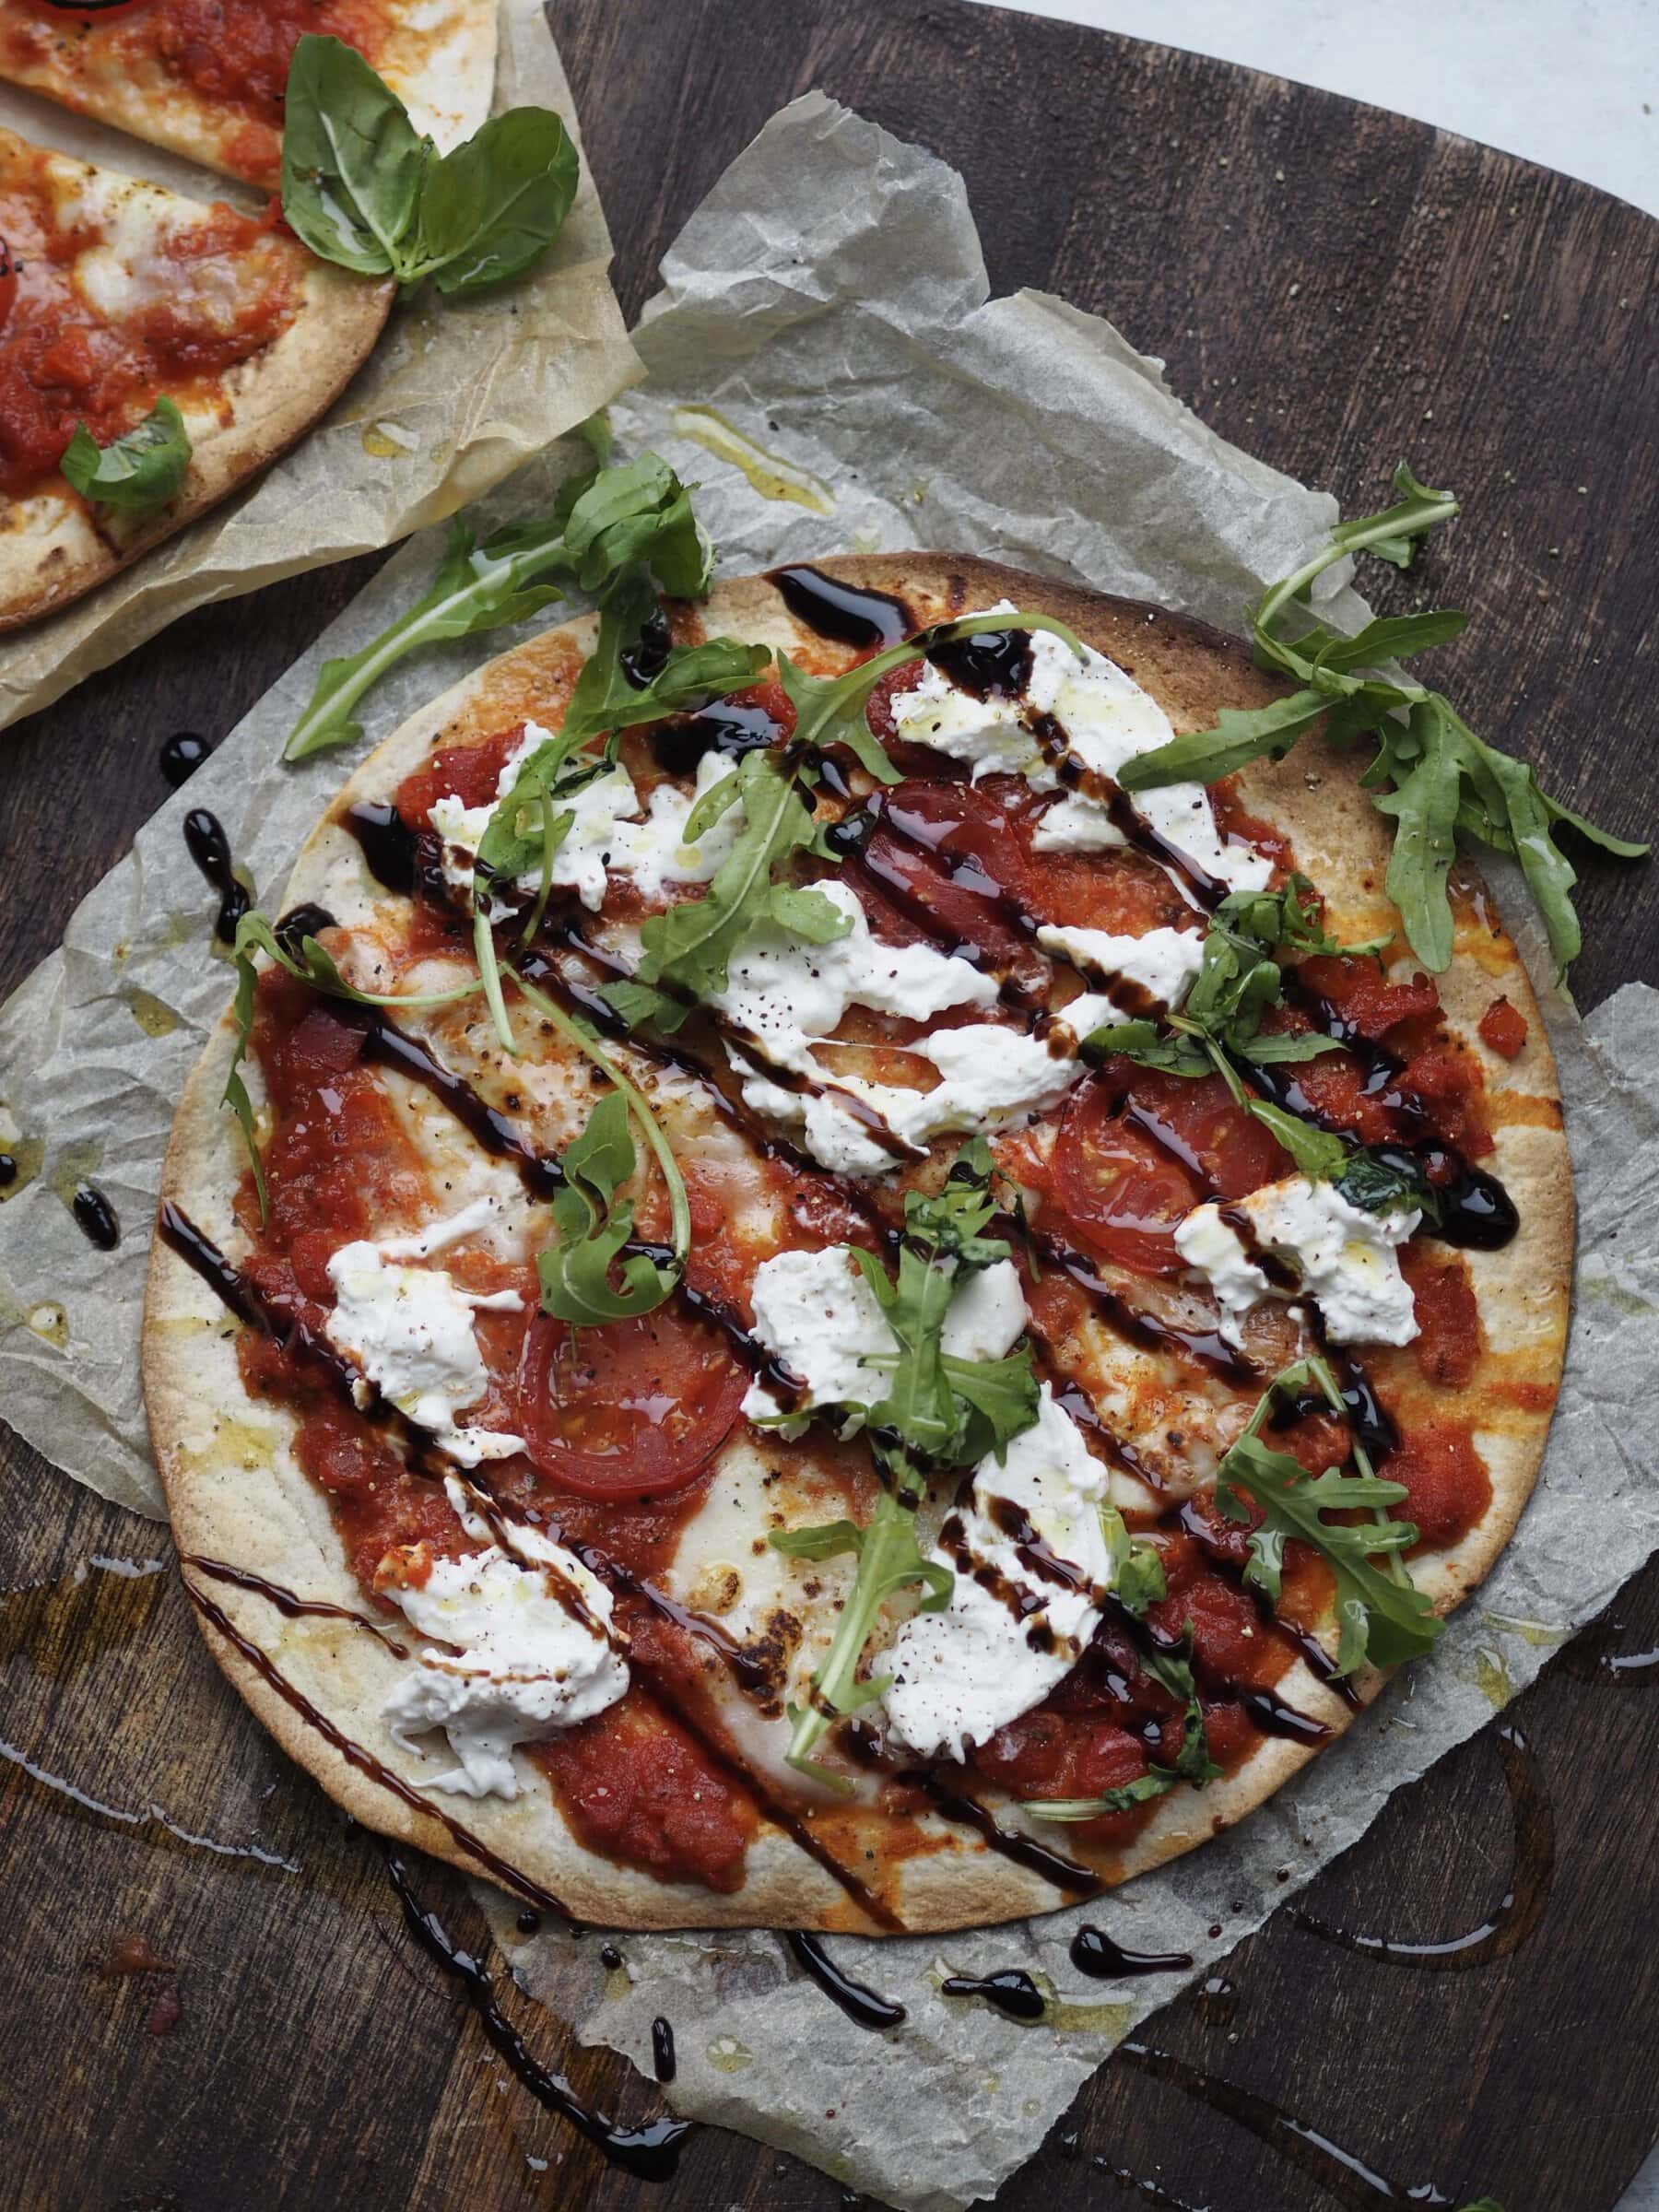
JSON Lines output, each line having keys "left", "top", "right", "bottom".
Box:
{"left": 968, "top": 0, "right": 1659, "bottom": 216}
{"left": 972, "top": 6, "right": 1657, "bottom": 2204}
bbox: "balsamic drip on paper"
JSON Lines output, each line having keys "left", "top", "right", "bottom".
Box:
{"left": 938, "top": 1968, "right": 1046, "bottom": 2022}
{"left": 159, "top": 731, "right": 213, "bottom": 787}
{"left": 69, "top": 1182, "right": 120, "bottom": 1250}
{"left": 182, "top": 808, "right": 250, "bottom": 940}
{"left": 786, "top": 1933, "right": 908, "bottom": 2030}
{"left": 383, "top": 1853, "right": 691, "bottom": 2181}
{"left": 1068, "top": 1924, "right": 1194, "bottom": 1979}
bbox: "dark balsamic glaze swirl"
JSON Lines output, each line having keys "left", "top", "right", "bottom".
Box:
{"left": 928, "top": 628, "right": 1033, "bottom": 699}
{"left": 939, "top": 1968, "right": 1046, "bottom": 2021}
{"left": 383, "top": 1853, "right": 691, "bottom": 2180}
{"left": 274, "top": 903, "right": 337, "bottom": 961}
{"left": 769, "top": 564, "right": 912, "bottom": 649}
{"left": 345, "top": 799, "right": 424, "bottom": 896}
{"left": 70, "top": 1182, "right": 120, "bottom": 1250}
{"left": 183, "top": 1554, "right": 406, "bottom": 1656}
{"left": 650, "top": 2015, "right": 677, "bottom": 2083}
{"left": 620, "top": 608, "right": 671, "bottom": 688}
{"left": 653, "top": 694, "right": 783, "bottom": 778}
{"left": 1069, "top": 1924, "right": 1194, "bottom": 1979}
{"left": 786, "top": 1933, "right": 907, "bottom": 2030}
{"left": 182, "top": 808, "right": 249, "bottom": 940}
{"left": 159, "top": 731, "right": 213, "bottom": 788}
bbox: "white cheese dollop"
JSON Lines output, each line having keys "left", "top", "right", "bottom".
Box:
{"left": 324, "top": 1239, "right": 525, "bottom": 1466}
{"left": 1035, "top": 922, "right": 1206, "bottom": 1017}
{"left": 426, "top": 725, "right": 746, "bottom": 916}
{"left": 379, "top": 1535, "right": 627, "bottom": 1798}
{"left": 885, "top": 602, "right": 1272, "bottom": 898}
{"left": 1173, "top": 1174, "right": 1421, "bottom": 1347}
{"left": 882, "top": 1387, "right": 1113, "bottom": 1763}
{"left": 741, "top": 1246, "right": 1028, "bottom": 1430}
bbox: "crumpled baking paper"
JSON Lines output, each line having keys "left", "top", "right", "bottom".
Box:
{"left": 1, "top": 89, "right": 1654, "bottom": 2212}
{"left": 0, "top": 0, "right": 639, "bottom": 733}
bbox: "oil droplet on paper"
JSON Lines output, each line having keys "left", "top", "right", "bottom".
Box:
{"left": 1475, "top": 1647, "right": 1514, "bottom": 1709}
{"left": 668, "top": 404, "right": 835, "bottom": 514}
{"left": 707, "top": 2035, "right": 751, "bottom": 2072}
{"left": 0, "top": 1132, "right": 42, "bottom": 1203}
{"left": 361, "top": 419, "right": 418, "bottom": 459}
{"left": 28, "top": 1301, "right": 67, "bottom": 1347}
{"left": 126, "top": 990, "right": 181, "bottom": 1039}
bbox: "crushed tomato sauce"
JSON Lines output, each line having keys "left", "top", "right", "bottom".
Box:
{"left": 5, "top": 1, "right": 391, "bottom": 188}
{"left": 0, "top": 137, "right": 298, "bottom": 498}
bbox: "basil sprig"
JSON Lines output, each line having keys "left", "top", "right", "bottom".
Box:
{"left": 1116, "top": 462, "right": 1646, "bottom": 972}
{"left": 1216, "top": 1358, "right": 1440, "bottom": 1675}
{"left": 281, "top": 36, "right": 577, "bottom": 296}
{"left": 61, "top": 397, "right": 191, "bottom": 515}
{"left": 770, "top": 1142, "right": 1041, "bottom": 1780}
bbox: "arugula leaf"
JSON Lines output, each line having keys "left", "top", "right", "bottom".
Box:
{"left": 1215, "top": 1364, "right": 1441, "bottom": 1675}
{"left": 281, "top": 36, "right": 576, "bottom": 296}
{"left": 605, "top": 747, "right": 841, "bottom": 1031}
{"left": 61, "top": 398, "right": 191, "bottom": 514}
{"left": 282, "top": 454, "right": 712, "bottom": 760}
{"left": 1114, "top": 461, "right": 1646, "bottom": 973}
{"left": 559, "top": 570, "right": 769, "bottom": 751}
{"left": 1021, "top": 1769, "right": 1183, "bottom": 1820}
{"left": 413, "top": 105, "right": 579, "bottom": 295}
{"left": 770, "top": 1142, "right": 1041, "bottom": 1777}
{"left": 535, "top": 1092, "right": 681, "bottom": 1325}
{"left": 780, "top": 609, "right": 1086, "bottom": 785}
{"left": 771, "top": 1484, "right": 955, "bottom": 1787}
{"left": 1100, "top": 1502, "right": 1168, "bottom": 1616}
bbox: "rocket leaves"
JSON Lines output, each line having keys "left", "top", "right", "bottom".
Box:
{"left": 283, "top": 453, "right": 716, "bottom": 761}
{"left": 535, "top": 1092, "right": 682, "bottom": 1326}
{"left": 1116, "top": 462, "right": 1646, "bottom": 974}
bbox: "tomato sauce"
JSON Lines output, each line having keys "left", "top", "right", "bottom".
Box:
{"left": 1382, "top": 1422, "right": 1490, "bottom": 1551}
{"left": 6, "top": 1, "right": 391, "bottom": 187}
{"left": 1478, "top": 994, "right": 1528, "bottom": 1059}
{"left": 1401, "top": 1246, "right": 1482, "bottom": 1389}
{"left": 0, "top": 138, "right": 297, "bottom": 498}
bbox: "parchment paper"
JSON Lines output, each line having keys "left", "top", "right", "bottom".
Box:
{"left": 0, "top": 0, "right": 639, "bottom": 734}
{"left": 1, "top": 91, "right": 1654, "bottom": 2211}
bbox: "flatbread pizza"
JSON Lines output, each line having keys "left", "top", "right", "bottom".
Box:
{"left": 0, "top": 0, "right": 497, "bottom": 189}
{"left": 143, "top": 547, "right": 1572, "bottom": 1934}
{"left": 0, "top": 124, "right": 391, "bottom": 628}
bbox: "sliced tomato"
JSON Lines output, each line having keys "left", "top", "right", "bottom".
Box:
{"left": 516, "top": 1307, "right": 747, "bottom": 1500}
{"left": 860, "top": 778, "right": 1034, "bottom": 964}
{"left": 394, "top": 722, "right": 524, "bottom": 827}
{"left": 1019, "top": 835, "right": 1198, "bottom": 938}
{"left": 1051, "top": 1065, "right": 1285, "bottom": 1275}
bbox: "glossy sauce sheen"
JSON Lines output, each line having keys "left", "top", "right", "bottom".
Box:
{"left": 182, "top": 808, "right": 250, "bottom": 941}
{"left": 70, "top": 1182, "right": 120, "bottom": 1250}
{"left": 939, "top": 1968, "right": 1046, "bottom": 2022}
{"left": 159, "top": 731, "right": 214, "bottom": 787}
{"left": 768, "top": 563, "right": 912, "bottom": 649}
{"left": 1069, "top": 1924, "right": 1194, "bottom": 1979}
{"left": 786, "top": 1933, "right": 908, "bottom": 2030}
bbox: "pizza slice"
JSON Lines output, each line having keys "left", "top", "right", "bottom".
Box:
{"left": 0, "top": 0, "right": 497, "bottom": 190}
{"left": 0, "top": 124, "right": 390, "bottom": 627}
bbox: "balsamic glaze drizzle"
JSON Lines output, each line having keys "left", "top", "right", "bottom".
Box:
{"left": 769, "top": 564, "right": 912, "bottom": 649}
{"left": 275, "top": 904, "right": 337, "bottom": 962}
{"left": 182, "top": 808, "right": 250, "bottom": 940}
{"left": 345, "top": 799, "right": 424, "bottom": 898}
{"left": 383, "top": 1853, "right": 691, "bottom": 2180}
{"left": 159, "top": 731, "right": 213, "bottom": 788}
{"left": 69, "top": 1182, "right": 120, "bottom": 1251}
{"left": 1068, "top": 1924, "right": 1194, "bottom": 1980}
{"left": 938, "top": 1969, "right": 1046, "bottom": 2022}
{"left": 653, "top": 694, "right": 784, "bottom": 778}
{"left": 786, "top": 1933, "right": 908, "bottom": 2030}
{"left": 182, "top": 1553, "right": 406, "bottom": 1655}
{"left": 650, "top": 2015, "right": 677, "bottom": 2084}
{"left": 905, "top": 1774, "right": 1100, "bottom": 1897}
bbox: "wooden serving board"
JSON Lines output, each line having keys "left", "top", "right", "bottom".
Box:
{"left": 2, "top": 2, "right": 1656, "bottom": 2207}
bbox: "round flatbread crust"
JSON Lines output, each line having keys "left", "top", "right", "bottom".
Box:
{"left": 144, "top": 554, "right": 1571, "bottom": 1931}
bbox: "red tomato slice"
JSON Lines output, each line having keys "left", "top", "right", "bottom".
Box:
{"left": 1051, "top": 1077, "right": 1205, "bottom": 1277}
{"left": 860, "top": 778, "right": 1034, "bottom": 964}
{"left": 1051, "top": 1065, "right": 1288, "bottom": 1276}
{"left": 516, "top": 1307, "right": 747, "bottom": 1500}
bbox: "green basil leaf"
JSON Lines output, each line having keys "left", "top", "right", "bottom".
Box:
{"left": 61, "top": 397, "right": 191, "bottom": 515}
{"left": 415, "top": 105, "right": 579, "bottom": 294}
{"left": 280, "top": 34, "right": 426, "bottom": 276}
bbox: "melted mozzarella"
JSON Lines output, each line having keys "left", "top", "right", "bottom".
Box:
{"left": 1174, "top": 1175, "right": 1421, "bottom": 1347}
{"left": 886, "top": 602, "right": 1272, "bottom": 897}
{"left": 324, "top": 1241, "right": 524, "bottom": 1466}
{"left": 379, "top": 1532, "right": 627, "bottom": 1799}
{"left": 883, "top": 1387, "right": 1112, "bottom": 1762}
{"left": 742, "top": 1247, "right": 1028, "bottom": 1430}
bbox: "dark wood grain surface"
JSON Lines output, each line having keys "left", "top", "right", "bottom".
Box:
{"left": 3, "top": 3, "right": 1656, "bottom": 2208}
